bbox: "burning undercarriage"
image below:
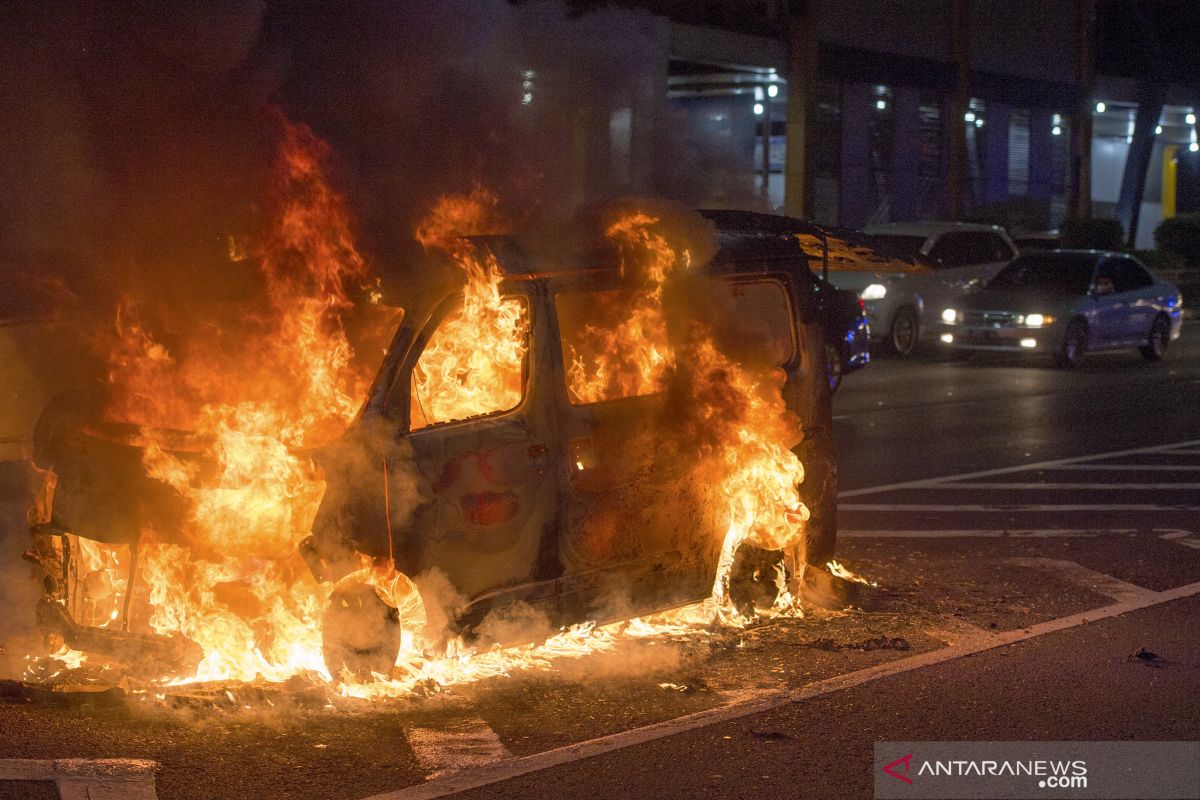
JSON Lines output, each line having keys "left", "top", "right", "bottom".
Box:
{"left": 21, "top": 123, "right": 855, "bottom": 696}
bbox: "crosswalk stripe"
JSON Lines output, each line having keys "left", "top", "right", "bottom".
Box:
{"left": 929, "top": 482, "right": 1200, "bottom": 490}
{"left": 839, "top": 529, "right": 1128, "bottom": 538}
{"left": 840, "top": 503, "right": 1200, "bottom": 512}
{"left": 838, "top": 439, "right": 1200, "bottom": 498}
{"left": 1041, "top": 464, "right": 1200, "bottom": 472}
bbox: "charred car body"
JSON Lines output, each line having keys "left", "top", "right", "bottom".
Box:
{"left": 27, "top": 215, "right": 842, "bottom": 677}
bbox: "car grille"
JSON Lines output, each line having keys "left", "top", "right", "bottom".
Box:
{"left": 963, "top": 310, "right": 1019, "bottom": 327}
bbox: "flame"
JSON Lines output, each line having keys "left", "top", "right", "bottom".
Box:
{"left": 827, "top": 559, "right": 877, "bottom": 587}
{"left": 563, "top": 213, "right": 681, "bottom": 404}
{"left": 74, "top": 158, "right": 832, "bottom": 695}
{"left": 410, "top": 189, "right": 529, "bottom": 428}
{"left": 100, "top": 116, "right": 378, "bottom": 683}
{"left": 567, "top": 213, "right": 810, "bottom": 620}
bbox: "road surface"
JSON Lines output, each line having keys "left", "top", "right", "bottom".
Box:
{"left": 0, "top": 324, "right": 1197, "bottom": 800}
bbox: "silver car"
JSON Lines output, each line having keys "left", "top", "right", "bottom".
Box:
{"left": 936, "top": 250, "right": 1184, "bottom": 367}
{"left": 825, "top": 222, "right": 1017, "bottom": 355}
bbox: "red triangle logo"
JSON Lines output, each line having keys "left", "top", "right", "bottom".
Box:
{"left": 883, "top": 753, "right": 914, "bottom": 785}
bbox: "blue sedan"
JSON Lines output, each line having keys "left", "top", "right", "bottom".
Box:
{"left": 936, "top": 250, "right": 1184, "bottom": 368}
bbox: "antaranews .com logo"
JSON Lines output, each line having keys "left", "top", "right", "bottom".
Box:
{"left": 882, "top": 753, "right": 1088, "bottom": 789}
{"left": 874, "top": 742, "right": 1200, "bottom": 799}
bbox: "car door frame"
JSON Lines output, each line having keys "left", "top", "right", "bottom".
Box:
{"left": 387, "top": 279, "right": 569, "bottom": 619}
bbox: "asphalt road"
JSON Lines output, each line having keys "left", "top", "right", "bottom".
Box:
{"left": 1, "top": 324, "right": 1198, "bottom": 800}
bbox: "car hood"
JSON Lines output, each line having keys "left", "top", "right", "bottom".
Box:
{"left": 959, "top": 288, "right": 1076, "bottom": 314}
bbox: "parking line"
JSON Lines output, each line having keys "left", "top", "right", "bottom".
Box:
{"left": 837, "top": 439, "right": 1200, "bottom": 498}
{"left": 999, "top": 557, "right": 1154, "bottom": 603}
{"left": 840, "top": 504, "right": 1200, "bottom": 512}
{"left": 359, "top": 579, "right": 1200, "bottom": 800}
{"left": 1046, "top": 464, "right": 1200, "bottom": 471}
{"left": 928, "top": 482, "right": 1200, "bottom": 490}
{"left": 839, "top": 529, "right": 1128, "bottom": 538}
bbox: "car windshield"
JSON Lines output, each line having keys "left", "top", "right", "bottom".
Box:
{"left": 865, "top": 234, "right": 926, "bottom": 260}
{"left": 987, "top": 254, "right": 1096, "bottom": 295}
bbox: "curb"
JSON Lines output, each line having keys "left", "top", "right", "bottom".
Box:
{"left": 0, "top": 758, "right": 158, "bottom": 799}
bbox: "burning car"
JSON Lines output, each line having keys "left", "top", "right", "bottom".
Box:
{"left": 19, "top": 124, "right": 846, "bottom": 685}
{"left": 25, "top": 211, "right": 843, "bottom": 682}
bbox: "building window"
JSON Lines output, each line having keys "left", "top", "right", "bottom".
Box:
{"left": 811, "top": 81, "right": 842, "bottom": 226}
{"left": 868, "top": 85, "right": 895, "bottom": 222}
{"left": 1008, "top": 108, "right": 1031, "bottom": 197}
{"left": 966, "top": 98, "right": 987, "bottom": 209}
{"left": 918, "top": 93, "right": 945, "bottom": 219}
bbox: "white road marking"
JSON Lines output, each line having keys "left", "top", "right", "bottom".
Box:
{"left": 929, "top": 482, "right": 1200, "bottom": 490}
{"left": 359, "top": 578, "right": 1200, "bottom": 800}
{"left": 838, "top": 438, "right": 1200, "bottom": 498}
{"left": 1157, "top": 530, "right": 1193, "bottom": 540}
{"left": 1044, "top": 464, "right": 1200, "bottom": 472}
{"left": 1179, "top": 540, "right": 1200, "bottom": 550}
{"left": 839, "top": 529, "right": 1129, "bottom": 538}
{"left": 408, "top": 717, "right": 513, "bottom": 779}
{"left": 0, "top": 759, "right": 157, "bottom": 799}
{"left": 840, "top": 503, "right": 1200, "bottom": 512}
{"left": 1159, "top": 448, "right": 1200, "bottom": 455}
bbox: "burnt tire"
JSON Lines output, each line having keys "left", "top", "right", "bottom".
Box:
{"left": 1055, "top": 319, "right": 1088, "bottom": 368}
{"left": 728, "top": 544, "right": 788, "bottom": 618}
{"left": 885, "top": 306, "right": 919, "bottom": 356}
{"left": 322, "top": 578, "right": 403, "bottom": 681}
{"left": 1140, "top": 314, "right": 1170, "bottom": 361}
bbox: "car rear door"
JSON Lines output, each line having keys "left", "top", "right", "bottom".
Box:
{"left": 1114, "top": 259, "right": 1159, "bottom": 343}
{"left": 1090, "top": 257, "right": 1132, "bottom": 346}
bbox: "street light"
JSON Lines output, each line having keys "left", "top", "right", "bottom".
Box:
{"left": 1095, "top": 101, "right": 1106, "bottom": 113}
{"left": 767, "top": 84, "right": 779, "bottom": 98}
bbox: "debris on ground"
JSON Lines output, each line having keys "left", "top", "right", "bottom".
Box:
{"left": 800, "top": 635, "right": 910, "bottom": 652}
{"left": 1127, "top": 647, "right": 1167, "bottom": 667}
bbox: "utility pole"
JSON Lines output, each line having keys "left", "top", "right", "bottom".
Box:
{"left": 947, "top": 0, "right": 969, "bottom": 220}
{"left": 1072, "top": 0, "right": 1096, "bottom": 217}
{"left": 784, "top": 0, "right": 819, "bottom": 218}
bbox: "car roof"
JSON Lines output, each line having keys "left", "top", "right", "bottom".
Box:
{"left": 478, "top": 226, "right": 816, "bottom": 283}
{"left": 861, "top": 221, "right": 1008, "bottom": 238}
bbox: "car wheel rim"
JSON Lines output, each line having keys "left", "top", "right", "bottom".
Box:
{"left": 1153, "top": 322, "right": 1167, "bottom": 355}
{"left": 1066, "top": 328, "right": 1085, "bottom": 362}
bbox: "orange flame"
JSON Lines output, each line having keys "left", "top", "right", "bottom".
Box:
{"left": 409, "top": 189, "right": 529, "bottom": 429}
{"left": 104, "top": 116, "right": 380, "bottom": 683}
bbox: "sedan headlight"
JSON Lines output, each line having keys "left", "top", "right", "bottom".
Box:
{"left": 941, "top": 308, "right": 959, "bottom": 324}
{"left": 1020, "top": 313, "right": 1055, "bottom": 327}
{"left": 861, "top": 283, "right": 887, "bottom": 300}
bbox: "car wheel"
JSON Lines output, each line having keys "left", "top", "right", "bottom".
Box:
{"left": 824, "top": 342, "right": 844, "bottom": 394}
{"left": 1055, "top": 319, "right": 1088, "bottom": 368}
{"left": 1139, "top": 314, "right": 1170, "bottom": 361}
{"left": 728, "top": 544, "right": 789, "bottom": 618}
{"left": 885, "top": 306, "right": 919, "bottom": 356}
{"left": 322, "top": 568, "right": 425, "bottom": 682}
